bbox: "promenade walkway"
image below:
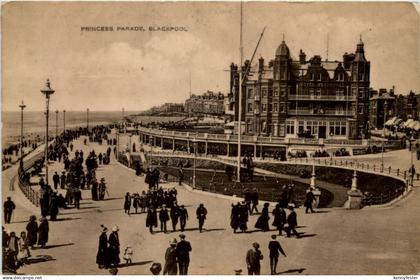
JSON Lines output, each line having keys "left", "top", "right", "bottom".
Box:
{"left": 3, "top": 137, "right": 420, "bottom": 275}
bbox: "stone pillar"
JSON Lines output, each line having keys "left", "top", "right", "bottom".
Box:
{"left": 227, "top": 143, "right": 230, "bottom": 157}
{"left": 187, "top": 140, "right": 190, "bottom": 154}
{"left": 310, "top": 164, "right": 316, "bottom": 188}
{"left": 161, "top": 137, "right": 164, "bottom": 149}
{"left": 172, "top": 138, "right": 175, "bottom": 152}
{"left": 346, "top": 170, "right": 363, "bottom": 209}
{"left": 254, "top": 144, "right": 257, "bottom": 158}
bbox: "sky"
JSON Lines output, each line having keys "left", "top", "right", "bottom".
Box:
{"left": 2, "top": 2, "right": 419, "bottom": 112}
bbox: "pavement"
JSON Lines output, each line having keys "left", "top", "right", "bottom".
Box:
{"left": 2, "top": 136, "right": 420, "bottom": 275}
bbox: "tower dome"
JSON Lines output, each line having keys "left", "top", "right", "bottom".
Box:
{"left": 275, "top": 40, "right": 290, "bottom": 57}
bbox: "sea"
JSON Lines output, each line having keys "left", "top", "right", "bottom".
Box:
{"left": 1, "top": 111, "right": 184, "bottom": 147}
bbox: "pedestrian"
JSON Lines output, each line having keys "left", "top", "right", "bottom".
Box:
{"left": 176, "top": 234, "right": 192, "bottom": 275}
{"left": 159, "top": 204, "right": 170, "bottom": 233}
{"left": 49, "top": 193, "right": 59, "bottom": 221}
{"left": 123, "top": 245, "right": 133, "bottom": 266}
{"left": 7, "top": 232, "right": 19, "bottom": 264}
{"left": 230, "top": 203, "right": 240, "bottom": 233}
{"left": 146, "top": 206, "right": 158, "bottom": 234}
{"left": 96, "top": 225, "right": 109, "bottom": 269}
{"left": 170, "top": 202, "right": 180, "bottom": 232}
{"left": 238, "top": 201, "right": 249, "bottom": 233}
{"left": 91, "top": 178, "right": 99, "bottom": 201}
{"left": 255, "top": 202, "right": 270, "bottom": 232}
{"left": 99, "top": 178, "right": 107, "bottom": 200}
{"left": 268, "top": 235, "right": 286, "bottom": 275}
{"left": 53, "top": 172, "right": 60, "bottom": 189}
{"left": 124, "top": 192, "right": 132, "bottom": 215}
{"left": 38, "top": 217, "right": 49, "bottom": 248}
{"left": 3, "top": 197, "right": 16, "bottom": 224}
{"left": 108, "top": 226, "right": 120, "bottom": 267}
{"left": 74, "top": 188, "right": 82, "bottom": 209}
{"left": 60, "top": 172, "right": 66, "bottom": 189}
{"left": 17, "top": 231, "right": 31, "bottom": 265}
{"left": 196, "top": 204, "right": 207, "bottom": 233}
{"left": 304, "top": 187, "right": 315, "bottom": 214}
{"left": 163, "top": 238, "right": 178, "bottom": 275}
{"left": 179, "top": 205, "right": 188, "bottom": 232}
{"left": 26, "top": 215, "right": 38, "bottom": 249}
{"left": 272, "top": 204, "right": 286, "bottom": 235}
{"left": 178, "top": 167, "right": 184, "bottom": 186}
{"left": 286, "top": 205, "right": 301, "bottom": 238}
{"left": 132, "top": 194, "right": 139, "bottom": 214}
{"left": 250, "top": 188, "right": 259, "bottom": 214}
{"left": 246, "top": 242, "right": 263, "bottom": 275}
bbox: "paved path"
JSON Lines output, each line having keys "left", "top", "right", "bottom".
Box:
{"left": 3, "top": 137, "right": 420, "bottom": 275}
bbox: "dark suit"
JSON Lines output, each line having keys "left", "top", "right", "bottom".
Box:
{"left": 3, "top": 200, "right": 15, "bottom": 224}
{"left": 246, "top": 248, "right": 263, "bottom": 275}
{"left": 176, "top": 240, "right": 192, "bottom": 275}
{"left": 286, "top": 211, "right": 300, "bottom": 238}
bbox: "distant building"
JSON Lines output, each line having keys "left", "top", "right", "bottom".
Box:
{"left": 149, "top": 103, "right": 184, "bottom": 114}
{"left": 185, "top": 91, "right": 225, "bottom": 116}
{"left": 394, "top": 91, "right": 419, "bottom": 121}
{"left": 369, "top": 88, "right": 396, "bottom": 129}
{"left": 230, "top": 38, "right": 371, "bottom": 139}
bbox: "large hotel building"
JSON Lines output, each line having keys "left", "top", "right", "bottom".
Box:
{"left": 228, "top": 38, "right": 370, "bottom": 140}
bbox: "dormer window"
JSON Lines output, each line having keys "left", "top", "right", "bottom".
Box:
{"left": 317, "top": 73, "right": 322, "bottom": 81}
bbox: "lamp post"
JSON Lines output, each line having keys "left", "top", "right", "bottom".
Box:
{"left": 192, "top": 138, "right": 197, "bottom": 189}
{"left": 381, "top": 100, "right": 388, "bottom": 172}
{"left": 55, "top": 110, "right": 59, "bottom": 139}
{"left": 63, "top": 110, "right": 66, "bottom": 136}
{"left": 410, "top": 135, "right": 415, "bottom": 186}
{"left": 87, "top": 108, "right": 90, "bottom": 134}
{"left": 19, "top": 100, "right": 26, "bottom": 170}
{"left": 41, "top": 79, "right": 55, "bottom": 185}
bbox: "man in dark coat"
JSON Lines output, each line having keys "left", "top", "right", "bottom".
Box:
{"left": 163, "top": 239, "right": 178, "bottom": 275}
{"left": 3, "top": 197, "right": 16, "bottom": 224}
{"left": 49, "top": 193, "right": 59, "bottom": 221}
{"left": 53, "top": 172, "right": 60, "bottom": 189}
{"left": 250, "top": 189, "right": 259, "bottom": 214}
{"left": 159, "top": 205, "right": 170, "bottom": 233}
{"left": 246, "top": 242, "right": 263, "bottom": 275}
{"left": 179, "top": 205, "right": 188, "bottom": 232}
{"left": 178, "top": 168, "right": 184, "bottom": 186}
{"left": 304, "top": 188, "right": 315, "bottom": 214}
{"left": 96, "top": 226, "right": 109, "bottom": 269}
{"left": 272, "top": 204, "right": 286, "bottom": 235}
{"left": 255, "top": 203, "right": 270, "bottom": 232}
{"left": 286, "top": 206, "right": 300, "bottom": 238}
{"left": 230, "top": 203, "right": 240, "bottom": 233}
{"left": 108, "top": 226, "right": 120, "bottom": 267}
{"left": 196, "top": 204, "right": 207, "bottom": 233}
{"left": 170, "top": 203, "right": 180, "bottom": 232}
{"left": 38, "top": 217, "right": 49, "bottom": 248}
{"left": 124, "top": 192, "right": 132, "bottom": 215}
{"left": 91, "top": 179, "right": 99, "bottom": 201}
{"left": 146, "top": 207, "right": 158, "bottom": 234}
{"left": 176, "top": 234, "right": 192, "bottom": 275}
{"left": 73, "top": 188, "right": 82, "bottom": 209}
{"left": 60, "top": 172, "right": 66, "bottom": 189}
{"left": 268, "top": 235, "right": 286, "bottom": 275}
{"left": 238, "top": 202, "right": 249, "bottom": 233}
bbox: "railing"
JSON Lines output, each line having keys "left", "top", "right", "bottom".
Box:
{"left": 288, "top": 94, "right": 356, "bottom": 101}
{"left": 290, "top": 157, "right": 417, "bottom": 182}
{"left": 362, "top": 185, "right": 406, "bottom": 206}
{"left": 288, "top": 109, "right": 355, "bottom": 116}
{"left": 16, "top": 151, "right": 44, "bottom": 207}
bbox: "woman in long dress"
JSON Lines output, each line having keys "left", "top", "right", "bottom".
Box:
{"left": 37, "top": 217, "right": 49, "bottom": 248}
{"left": 96, "top": 226, "right": 109, "bottom": 269}
{"left": 25, "top": 215, "right": 38, "bottom": 249}
{"left": 254, "top": 203, "right": 270, "bottom": 231}
{"left": 230, "top": 203, "right": 239, "bottom": 233}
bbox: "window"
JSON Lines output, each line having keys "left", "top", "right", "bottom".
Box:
{"left": 358, "top": 106, "right": 364, "bottom": 114}
{"left": 279, "top": 124, "right": 285, "bottom": 137}
{"left": 280, "top": 89, "right": 286, "bottom": 97}
{"left": 286, "top": 120, "right": 295, "bottom": 134}
{"left": 274, "top": 88, "right": 279, "bottom": 97}
{"left": 316, "top": 88, "right": 321, "bottom": 97}
{"left": 337, "top": 73, "right": 344, "bottom": 81}
{"left": 268, "top": 104, "right": 273, "bottom": 112}
{"left": 247, "top": 120, "right": 253, "bottom": 133}
{"left": 306, "top": 121, "right": 312, "bottom": 133}
{"left": 358, "top": 89, "right": 363, "bottom": 98}
{"left": 262, "top": 103, "right": 267, "bottom": 112}
{"left": 311, "top": 73, "right": 315, "bottom": 80}
{"left": 247, "top": 103, "right": 253, "bottom": 112}
{"left": 247, "top": 88, "right": 254, "bottom": 98}
{"left": 274, "top": 103, "right": 278, "bottom": 112}
{"left": 280, "top": 104, "right": 285, "bottom": 113}
{"left": 262, "top": 88, "right": 267, "bottom": 98}
{"left": 298, "top": 121, "right": 304, "bottom": 133}
{"left": 317, "top": 73, "right": 322, "bottom": 81}
{"left": 329, "top": 121, "right": 347, "bottom": 136}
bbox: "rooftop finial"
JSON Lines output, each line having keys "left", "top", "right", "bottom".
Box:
{"left": 359, "top": 34, "right": 363, "bottom": 43}
{"left": 282, "top": 33, "right": 285, "bottom": 42}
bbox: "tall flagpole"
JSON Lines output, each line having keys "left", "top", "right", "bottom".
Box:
{"left": 236, "top": 1, "right": 243, "bottom": 182}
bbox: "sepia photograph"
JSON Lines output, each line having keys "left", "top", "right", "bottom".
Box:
{"left": 1, "top": 1, "right": 420, "bottom": 276}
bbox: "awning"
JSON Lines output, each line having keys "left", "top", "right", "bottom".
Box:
{"left": 402, "top": 119, "right": 414, "bottom": 128}
{"left": 407, "top": 120, "right": 418, "bottom": 129}
{"left": 385, "top": 117, "right": 397, "bottom": 126}
{"left": 414, "top": 122, "right": 420, "bottom": 131}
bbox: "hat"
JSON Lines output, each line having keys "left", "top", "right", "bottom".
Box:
{"left": 112, "top": 225, "right": 119, "bottom": 232}
{"left": 199, "top": 203, "right": 204, "bottom": 207}
{"left": 39, "top": 217, "right": 47, "bottom": 222}
{"left": 252, "top": 242, "right": 260, "bottom": 249}
{"left": 179, "top": 234, "right": 186, "bottom": 239}
{"left": 288, "top": 203, "right": 295, "bottom": 209}
{"left": 271, "top": 234, "right": 277, "bottom": 239}
{"left": 101, "top": 178, "right": 105, "bottom": 181}
{"left": 170, "top": 238, "right": 177, "bottom": 246}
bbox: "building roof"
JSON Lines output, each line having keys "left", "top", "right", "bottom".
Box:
{"left": 275, "top": 40, "right": 290, "bottom": 57}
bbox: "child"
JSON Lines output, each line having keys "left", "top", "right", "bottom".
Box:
{"left": 123, "top": 245, "right": 133, "bottom": 266}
